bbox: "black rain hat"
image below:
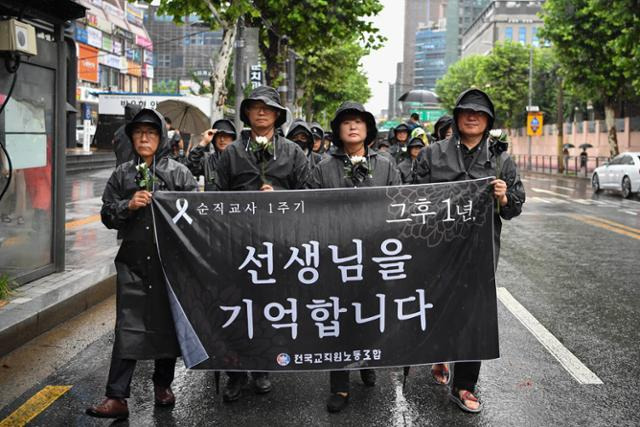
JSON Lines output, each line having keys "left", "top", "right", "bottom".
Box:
{"left": 310, "top": 122, "right": 324, "bottom": 139}
{"left": 125, "top": 108, "right": 163, "bottom": 140}
{"left": 453, "top": 88, "right": 495, "bottom": 130}
{"left": 330, "top": 101, "right": 377, "bottom": 146}
{"left": 240, "top": 86, "right": 287, "bottom": 128}
{"left": 432, "top": 115, "right": 454, "bottom": 140}
{"left": 212, "top": 119, "right": 237, "bottom": 138}
{"left": 394, "top": 123, "right": 410, "bottom": 133}
{"left": 407, "top": 137, "right": 425, "bottom": 149}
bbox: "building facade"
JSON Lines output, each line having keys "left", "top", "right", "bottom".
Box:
{"left": 414, "top": 25, "right": 447, "bottom": 90}
{"left": 462, "top": 0, "right": 544, "bottom": 57}
{"left": 444, "top": 0, "right": 490, "bottom": 67}
{"left": 144, "top": 5, "right": 222, "bottom": 92}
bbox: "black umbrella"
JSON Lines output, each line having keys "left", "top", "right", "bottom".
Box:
{"left": 398, "top": 89, "right": 439, "bottom": 105}
{"left": 579, "top": 143, "right": 593, "bottom": 150}
{"left": 563, "top": 143, "right": 575, "bottom": 149}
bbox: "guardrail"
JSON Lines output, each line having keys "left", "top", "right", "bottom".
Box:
{"left": 511, "top": 155, "right": 610, "bottom": 178}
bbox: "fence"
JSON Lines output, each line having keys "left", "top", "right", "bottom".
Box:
{"left": 511, "top": 155, "right": 610, "bottom": 178}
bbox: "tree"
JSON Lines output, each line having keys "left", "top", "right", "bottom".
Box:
{"left": 247, "top": 0, "right": 385, "bottom": 88}
{"left": 435, "top": 55, "right": 488, "bottom": 112}
{"left": 539, "top": 0, "right": 640, "bottom": 156}
{"left": 296, "top": 39, "right": 371, "bottom": 124}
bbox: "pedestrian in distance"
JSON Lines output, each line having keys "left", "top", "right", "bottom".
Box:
{"left": 397, "top": 137, "right": 424, "bottom": 184}
{"left": 112, "top": 104, "right": 142, "bottom": 167}
{"left": 165, "top": 117, "right": 187, "bottom": 165}
{"left": 416, "top": 88, "right": 525, "bottom": 413}
{"left": 215, "top": 86, "right": 309, "bottom": 402}
{"left": 307, "top": 101, "right": 401, "bottom": 413}
{"left": 86, "top": 109, "right": 198, "bottom": 420}
{"left": 286, "top": 119, "right": 323, "bottom": 168}
{"left": 185, "top": 119, "right": 236, "bottom": 190}
{"left": 406, "top": 112, "right": 421, "bottom": 131}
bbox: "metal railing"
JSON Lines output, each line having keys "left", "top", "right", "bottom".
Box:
{"left": 512, "top": 155, "right": 610, "bottom": 178}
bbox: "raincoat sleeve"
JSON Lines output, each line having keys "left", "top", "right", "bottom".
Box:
{"left": 291, "top": 145, "right": 311, "bottom": 189}
{"left": 306, "top": 162, "right": 324, "bottom": 189}
{"left": 174, "top": 163, "right": 199, "bottom": 191}
{"left": 100, "top": 167, "right": 134, "bottom": 230}
{"left": 213, "top": 149, "right": 231, "bottom": 191}
{"left": 388, "top": 160, "right": 402, "bottom": 186}
{"left": 499, "top": 153, "right": 525, "bottom": 220}
{"left": 415, "top": 146, "right": 432, "bottom": 184}
{"left": 185, "top": 144, "right": 207, "bottom": 177}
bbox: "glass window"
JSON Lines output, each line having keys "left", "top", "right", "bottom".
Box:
{"left": 532, "top": 27, "right": 539, "bottom": 47}
{"left": 505, "top": 27, "right": 513, "bottom": 41}
{"left": 157, "top": 54, "right": 171, "bottom": 68}
{"left": 622, "top": 155, "right": 634, "bottom": 165}
{"left": 0, "top": 62, "right": 55, "bottom": 280}
{"left": 519, "top": 27, "right": 526, "bottom": 44}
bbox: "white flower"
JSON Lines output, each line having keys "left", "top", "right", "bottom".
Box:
{"left": 349, "top": 155, "right": 366, "bottom": 165}
{"left": 489, "top": 129, "right": 503, "bottom": 138}
{"left": 255, "top": 136, "right": 269, "bottom": 147}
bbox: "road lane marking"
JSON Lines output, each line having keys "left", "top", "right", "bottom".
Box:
{"left": 568, "top": 214, "right": 640, "bottom": 239}
{"left": 496, "top": 288, "right": 603, "bottom": 385}
{"left": 622, "top": 210, "right": 638, "bottom": 216}
{"left": 530, "top": 197, "right": 552, "bottom": 204}
{"left": 65, "top": 214, "right": 101, "bottom": 230}
{"left": 531, "top": 188, "right": 571, "bottom": 198}
{"left": 0, "top": 385, "right": 72, "bottom": 426}
{"left": 551, "top": 185, "right": 576, "bottom": 192}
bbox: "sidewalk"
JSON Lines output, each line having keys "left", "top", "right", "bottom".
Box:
{"left": 0, "top": 168, "right": 118, "bottom": 357}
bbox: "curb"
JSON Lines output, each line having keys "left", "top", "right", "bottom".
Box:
{"left": 0, "top": 265, "right": 116, "bottom": 358}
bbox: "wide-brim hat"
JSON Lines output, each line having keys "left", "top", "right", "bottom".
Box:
{"left": 407, "top": 137, "right": 425, "bottom": 149}
{"left": 239, "top": 86, "right": 287, "bottom": 128}
{"left": 310, "top": 121, "right": 324, "bottom": 139}
{"left": 212, "top": 118, "right": 237, "bottom": 138}
{"left": 330, "top": 101, "right": 377, "bottom": 146}
{"left": 453, "top": 89, "right": 495, "bottom": 130}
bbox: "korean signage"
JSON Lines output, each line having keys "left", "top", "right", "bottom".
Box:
{"left": 78, "top": 43, "right": 99, "bottom": 83}
{"left": 102, "top": 34, "right": 112, "bottom": 52}
{"left": 75, "top": 26, "right": 88, "bottom": 44}
{"left": 86, "top": 26, "right": 102, "bottom": 49}
{"left": 126, "top": 3, "right": 144, "bottom": 26}
{"left": 152, "top": 178, "right": 499, "bottom": 370}
{"left": 136, "top": 35, "right": 153, "bottom": 51}
{"left": 127, "top": 60, "right": 142, "bottom": 77}
{"left": 103, "top": 2, "right": 124, "bottom": 20}
{"left": 99, "top": 52, "right": 121, "bottom": 70}
{"left": 249, "top": 64, "right": 263, "bottom": 89}
{"left": 527, "top": 112, "right": 543, "bottom": 136}
{"left": 143, "top": 49, "right": 153, "bottom": 65}
{"left": 143, "top": 64, "right": 154, "bottom": 79}
{"left": 113, "top": 40, "right": 122, "bottom": 55}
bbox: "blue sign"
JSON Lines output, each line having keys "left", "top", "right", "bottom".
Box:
{"left": 75, "top": 26, "right": 88, "bottom": 44}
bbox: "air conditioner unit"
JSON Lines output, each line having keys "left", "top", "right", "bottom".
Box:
{"left": 0, "top": 19, "right": 38, "bottom": 56}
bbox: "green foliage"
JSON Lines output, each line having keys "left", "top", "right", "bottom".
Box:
{"left": 0, "top": 273, "right": 15, "bottom": 300}
{"left": 436, "top": 55, "right": 488, "bottom": 113}
{"left": 153, "top": 79, "right": 178, "bottom": 94}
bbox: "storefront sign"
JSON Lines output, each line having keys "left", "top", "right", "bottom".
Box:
{"left": 126, "top": 3, "right": 144, "bottom": 26}
{"left": 98, "top": 94, "right": 211, "bottom": 116}
{"left": 136, "top": 35, "right": 153, "bottom": 50}
{"left": 119, "top": 56, "right": 128, "bottom": 74}
{"left": 112, "top": 40, "right": 122, "bottom": 55}
{"left": 77, "top": 86, "right": 100, "bottom": 103}
{"left": 78, "top": 43, "right": 99, "bottom": 83}
{"left": 98, "top": 52, "right": 121, "bottom": 70}
{"left": 86, "top": 12, "right": 98, "bottom": 27}
{"left": 86, "top": 26, "right": 103, "bottom": 49}
{"left": 143, "top": 64, "right": 154, "bottom": 79}
{"left": 143, "top": 49, "right": 153, "bottom": 65}
{"left": 103, "top": 2, "right": 124, "bottom": 20}
{"left": 75, "top": 26, "right": 88, "bottom": 44}
{"left": 102, "top": 34, "right": 112, "bottom": 52}
{"left": 127, "top": 60, "right": 142, "bottom": 77}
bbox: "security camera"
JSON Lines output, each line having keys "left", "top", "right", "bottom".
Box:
{"left": 0, "top": 19, "right": 38, "bottom": 56}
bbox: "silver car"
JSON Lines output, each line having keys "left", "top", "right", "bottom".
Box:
{"left": 591, "top": 152, "right": 640, "bottom": 198}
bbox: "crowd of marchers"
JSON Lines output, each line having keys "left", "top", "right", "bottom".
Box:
{"left": 86, "top": 85, "right": 525, "bottom": 420}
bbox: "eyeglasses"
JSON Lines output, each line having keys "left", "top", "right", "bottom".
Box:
{"left": 132, "top": 128, "right": 160, "bottom": 138}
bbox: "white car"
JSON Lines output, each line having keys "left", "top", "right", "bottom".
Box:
{"left": 591, "top": 152, "right": 640, "bottom": 198}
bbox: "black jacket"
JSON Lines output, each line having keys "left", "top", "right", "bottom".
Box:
{"left": 215, "top": 133, "right": 310, "bottom": 191}
{"left": 101, "top": 109, "right": 198, "bottom": 359}
{"left": 397, "top": 157, "right": 419, "bottom": 184}
{"left": 186, "top": 144, "right": 224, "bottom": 191}
{"left": 416, "top": 136, "right": 525, "bottom": 264}
{"left": 113, "top": 125, "right": 134, "bottom": 167}
{"left": 307, "top": 148, "right": 401, "bottom": 189}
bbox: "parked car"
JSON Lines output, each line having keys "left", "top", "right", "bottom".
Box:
{"left": 591, "top": 152, "right": 640, "bottom": 198}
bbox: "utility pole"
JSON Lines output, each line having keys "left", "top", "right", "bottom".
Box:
{"left": 234, "top": 16, "right": 245, "bottom": 131}
{"left": 279, "top": 36, "right": 289, "bottom": 107}
{"left": 527, "top": 46, "right": 533, "bottom": 171}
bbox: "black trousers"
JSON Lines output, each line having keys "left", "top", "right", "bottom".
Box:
{"left": 451, "top": 361, "right": 481, "bottom": 392}
{"left": 105, "top": 357, "right": 176, "bottom": 398}
{"left": 329, "top": 369, "right": 374, "bottom": 393}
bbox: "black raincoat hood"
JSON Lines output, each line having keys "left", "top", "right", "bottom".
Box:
{"left": 394, "top": 123, "right": 410, "bottom": 133}
{"left": 212, "top": 118, "right": 237, "bottom": 138}
{"left": 124, "top": 103, "right": 142, "bottom": 122}
{"left": 286, "top": 119, "right": 314, "bottom": 151}
{"left": 453, "top": 88, "right": 495, "bottom": 131}
{"left": 330, "top": 101, "right": 377, "bottom": 147}
{"left": 240, "top": 86, "right": 288, "bottom": 128}
{"left": 407, "top": 137, "right": 425, "bottom": 149}
{"left": 432, "top": 115, "right": 453, "bottom": 141}
{"left": 125, "top": 108, "right": 170, "bottom": 160}
{"left": 310, "top": 122, "right": 324, "bottom": 139}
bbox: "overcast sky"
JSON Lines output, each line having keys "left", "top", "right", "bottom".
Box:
{"left": 361, "top": 0, "right": 405, "bottom": 118}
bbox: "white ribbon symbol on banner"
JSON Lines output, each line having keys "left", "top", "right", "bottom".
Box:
{"left": 172, "top": 198, "right": 193, "bottom": 225}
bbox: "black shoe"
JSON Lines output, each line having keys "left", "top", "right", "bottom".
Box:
{"left": 326, "top": 393, "right": 349, "bottom": 413}
{"left": 222, "top": 374, "right": 248, "bottom": 402}
{"left": 85, "top": 398, "right": 129, "bottom": 420}
{"left": 360, "top": 369, "right": 376, "bottom": 387}
{"left": 253, "top": 373, "right": 272, "bottom": 394}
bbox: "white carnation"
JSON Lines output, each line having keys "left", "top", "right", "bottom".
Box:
{"left": 349, "top": 155, "right": 366, "bottom": 165}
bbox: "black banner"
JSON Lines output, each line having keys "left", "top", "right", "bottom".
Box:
{"left": 152, "top": 177, "right": 499, "bottom": 371}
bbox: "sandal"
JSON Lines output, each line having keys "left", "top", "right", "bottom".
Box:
{"left": 449, "top": 388, "right": 482, "bottom": 413}
{"left": 430, "top": 363, "right": 450, "bottom": 385}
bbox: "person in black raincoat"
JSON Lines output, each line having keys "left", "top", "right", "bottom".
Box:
{"left": 389, "top": 122, "right": 410, "bottom": 164}
{"left": 216, "top": 86, "right": 309, "bottom": 402}
{"left": 307, "top": 101, "right": 400, "bottom": 413}
{"left": 86, "top": 109, "right": 198, "bottom": 420}
{"left": 186, "top": 119, "right": 237, "bottom": 190}
{"left": 397, "top": 137, "right": 424, "bottom": 184}
{"left": 286, "top": 119, "right": 323, "bottom": 168}
{"left": 416, "top": 88, "right": 525, "bottom": 413}
{"left": 431, "top": 114, "right": 453, "bottom": 142}
{"left": 310, "top": 121, "right": 325, "bottom": 154}
{"left": 214, "top": 86, "right": 309, "bottom": 192}
{"left": 113, "top": 104, "right": 142, "bottom": 167}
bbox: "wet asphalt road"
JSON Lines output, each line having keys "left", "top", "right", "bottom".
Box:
{"left": 1, "top": 171, "right": 639, "bottom": 426}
